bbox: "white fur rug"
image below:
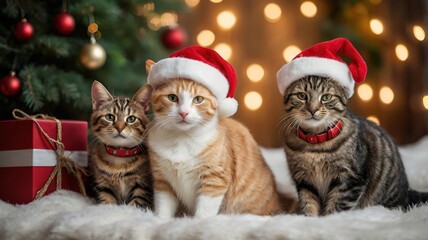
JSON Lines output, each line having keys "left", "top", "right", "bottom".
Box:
{"left": 1, "top": 136, "right": 428, "bottom": 240}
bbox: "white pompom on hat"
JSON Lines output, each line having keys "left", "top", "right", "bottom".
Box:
{"left": 277, "top": 38, "right": 367, "bottom": 98}
{"left": 147, "top": 45, "right": 238, "bottom": 117}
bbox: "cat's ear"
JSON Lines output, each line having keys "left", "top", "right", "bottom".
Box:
{"left": 91, "top": 80, "right": 113, "bottom": 111}
{"left": 132, "top": 84, "right": 153, "bottom": 112}
{"left": 146, "top": 59, "right": 155, "bottom": 74}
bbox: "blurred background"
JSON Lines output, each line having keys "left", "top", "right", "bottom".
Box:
{"left": 1, "top": 0, "right": 427, "bottom": 148}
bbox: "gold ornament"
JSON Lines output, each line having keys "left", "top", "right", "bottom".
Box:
{"left": 80, "top": 39, "right": 106, "bottom": 70}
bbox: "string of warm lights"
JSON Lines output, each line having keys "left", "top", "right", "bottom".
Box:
{"left": 185, "top": 0, "right": 427, "bottom": 125}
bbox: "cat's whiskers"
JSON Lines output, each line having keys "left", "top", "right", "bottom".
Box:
{"left": 88, "top": 135, "right": 101, "bottom": 146}
{"left": 145, "top": 116, "right": 173, "bottom": 137}
{"left": 279, "top": 115, "right": 301, "bottom": 136}
{"left": 278, "top": 116, "right": 294, "bottom": 134}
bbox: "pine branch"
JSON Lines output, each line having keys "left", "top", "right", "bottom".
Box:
{"left": 20, "top": 64, "right": 90, "bottom": 111}
{"left": 36, "top": 35, "right": 74, "bottom": 58}
{"left": 21, "top": 65, "right": 44, "bottom": 111}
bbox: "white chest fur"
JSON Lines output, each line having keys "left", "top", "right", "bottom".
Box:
{"left": 148, "top": 118, "right": 218, "bottom": 211}
{"left": 157, "top": 157, "right": 201, "bottom": 211}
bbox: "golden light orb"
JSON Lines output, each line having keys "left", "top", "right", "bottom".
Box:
{"left": 160, "top": 12, "right": 178, "bottom": 27}
{"left": 264, "top": 3, "right": 282, "bottom": 23}
{"left": 282, "top": 45, "right": 301, "bottom": 63}
{"left": 358, "top": 83, "right": 373, "bottom": 102}
{"left": 370, "top": 19, "right": 384, "bottom": 35}
{"left": 300, "top": 1, "right": 317, "bottom": 18}
{"left": 423, "top": 95, "right": 428, "bottom": 110}
{"left": 244, "top": 91, "right": 263, "bottom": 111}
{"left": 413, "top": 25, "right": 426, "bottom": 41}
{"left": 185, "top": 0, "right": 200, "bottom": 7}
{"left": 367, "top": 115, "right": 380, "bottom": 125}
{"left": 217, "top": 11, "right": 236, "bottom": 30}
{"left": 196, "top": 30, "right": 215, "bottom": 47}
{"left": 246, "top": 64, "right": 265, "bottom": 82}
{"left": 379, "top": 86, "right": 394, "bottom": 104}
{"left": 214, "top": 43, "right": 232, "bottom": 60}
{"left": 395, "top": 44, "right": 409, "bottom": 61}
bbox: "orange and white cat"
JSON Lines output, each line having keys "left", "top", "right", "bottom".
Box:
{"left": 145, "top": 55, "right": 288, "bottom": 218}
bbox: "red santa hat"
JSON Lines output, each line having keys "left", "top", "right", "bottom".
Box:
{"left": 276, "top": 38, "right": 367, "bottom": 98}
{"left": 147, "top": 45, "right": 238, "bottom": 117}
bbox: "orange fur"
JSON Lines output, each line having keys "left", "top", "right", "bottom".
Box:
{"left": 148, "top": 79, "right": 286, "bottom": 216}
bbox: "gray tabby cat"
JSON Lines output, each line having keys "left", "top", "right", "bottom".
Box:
{"left": 280, "top": 75, "right": 427, "bottom": 216}
{"left": 88, "top": 81, "right": 153, "bottom": 209}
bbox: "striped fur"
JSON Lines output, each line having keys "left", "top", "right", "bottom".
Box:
{"left": 147, "top": 79, "right": 291, "bottom": 218}
{"left": 88, "top": 81, "right": 153, "bottom": 209}
{"left": 280, "top": 76, "right": 414, "bottom": 216}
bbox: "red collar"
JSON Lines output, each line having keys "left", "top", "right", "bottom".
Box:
{"left": 105, "top": 145, "right": 144, "bottom": 157}
{"left": 298, "top": 121, "right": 343, "bottom": 144}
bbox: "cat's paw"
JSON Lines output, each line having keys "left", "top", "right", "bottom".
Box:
{"left": 155, "top": 209, "right": 177, "bottom": 220}
{"left": 97, "top": 196, "right": 118, "bottom": 205}
{"left": 194, "top": 195, "right": 223, "bottom": 218}
{"left": 154, "top": 191, "right": 178, "bottom": 219}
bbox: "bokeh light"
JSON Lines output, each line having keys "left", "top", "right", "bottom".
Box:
{"left": 148, "top": 14, "right": 161, "bottom": 30}
{"left": 217, "top": 11, "right": 236, "bottom": 30}
{"left": 358, "top": 83, "right": 373, "bottom": 102}
{"left": 423, "top": 95, "right": 428, "bottom": 110}
{"left": 185, "top": 0, "right": 200, "bottom": 7}
{"left": 379, "top": 86, "right": 394, "bottom": 104}
{"left": 214, "top": 43, "right": 232, "bottom": 60}
{"left": 283, "top": 45, "right": 301, "bottom": 62}
{"left": 367, "top": 115, "right": 380, "bottom": 125}
{"left": 413, "top": 25, "right": 426, "bottom": 41}
{"left": 300, "top": 1, "right": 317, "bottom": 18}
{"left": 244, "top": 91, "right": 263, "bottom": 111}
{"left": 370, "top": 19, "right": 384, "bottom": 35}
{"left": 264, "top": 3, "right": 282, "bottom": 23}
{"left": 196, "top": 30, "right": 215, "bottom": 47}
{"left": 160, "top": 12, "right": 178, "bottom": 27}
{"left": 246, "top": 64, "right": 265, "bottom": 82}
{"left": 395, "top": 44, "right": 409, "bottom": 61}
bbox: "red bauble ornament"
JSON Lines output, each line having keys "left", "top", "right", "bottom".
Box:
{"left": 54, "top": 11, "right": 75, "bottom": 36}
{"left": 14, "top": 18, "right": 34, "bottom": 42}
{"left": 161, "top": 27, "right": 187, "bottom": 50}
{"left": 0, "top": 72, "right": 22, "bottom": 97}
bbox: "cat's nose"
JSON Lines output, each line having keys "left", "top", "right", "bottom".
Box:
{"left": 308, "top": 108, "right": 317, "bottom": 116}
{"left": 115, "top": 126, "right": 124, "bottom": 133}
{"left": 114, "top": 121, "right": 125, "bottom": 133}
{"left": 179, "top": 112, "right": 188, "bottom": 119}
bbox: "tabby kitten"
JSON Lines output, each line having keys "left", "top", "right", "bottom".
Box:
{"left": 147, "top": 78, "right": 285, "bottom": 218}
{"left": 280, "top": 76, "right": 426, "bottom": 216}
{"left": 89, "top": 80, "right": 153, "bottom": 208}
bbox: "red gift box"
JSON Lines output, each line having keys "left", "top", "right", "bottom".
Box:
{"left": 0, "top": 118, "right": 88, "bottom": 204}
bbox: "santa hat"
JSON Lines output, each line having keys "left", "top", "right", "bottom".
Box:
{"left": 276, "top": 38, "right": 367, "bottom": 98}
{"left": 147, "top": 45, "right": 238, "bottom": 117}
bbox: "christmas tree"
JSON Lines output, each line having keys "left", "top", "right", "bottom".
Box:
{"left": 0, "top": 0, "right": 187, "bottom": 120}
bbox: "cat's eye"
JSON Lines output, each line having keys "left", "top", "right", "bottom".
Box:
{"left": 193, "top": 96, "right": 204, "bottom": 104}
{"left": 105, "top": 114, "right": 115, "bottom": 122}
{"left": 126, "top": 116, "right": 136, "bottom": 123}
{"left": 297, "top": 92, "right": 307, "bottom": 100}
{"left": 167, "top": 94, "right": 178, "bottom": 102}
{"left": 321, "top": 94, "right": 332, "bottom": 102}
